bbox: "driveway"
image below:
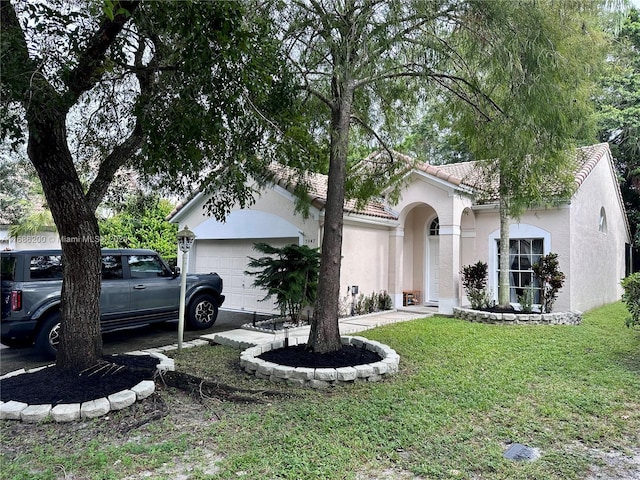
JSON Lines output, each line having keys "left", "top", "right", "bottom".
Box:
{"left": 0, "top": 309, "right": 269, "bottom": 376}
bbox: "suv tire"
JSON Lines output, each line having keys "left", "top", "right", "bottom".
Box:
{"left": 187, "top": 294, "right": 218, "bottom": 330}
{"left": 35, "top": 312, "right": 61, "bottom": 359}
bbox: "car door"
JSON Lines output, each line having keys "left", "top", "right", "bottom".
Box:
{"left": 126, "top": 253, "right": 179, "bottom": 320}
{"left": 99, "top": 254, "right": 130, "bottom": 326}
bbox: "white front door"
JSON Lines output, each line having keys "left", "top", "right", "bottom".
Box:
{"left": 427, "top": 236, "right": 440, "bottom": 303}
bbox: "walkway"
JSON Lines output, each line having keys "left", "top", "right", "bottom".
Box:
{"left": 203, "top": 306, "right": 436, "bottom": 349}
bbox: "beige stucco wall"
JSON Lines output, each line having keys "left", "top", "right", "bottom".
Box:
{"left": 390, "top": 172, "right": 474, "bottom": 313}
{"left": 0, "top": 232, "right": 61, "bottom": 250}
{"left": 340, "top": 219, "right": 390, "bottom": 311}
{"left": 569, "top": 157, "right": 628, "bottom": 312}
{"left": 473, "top": 206, "right": 572, "bottom": 311}
{"left": 174, "top": 185, "right": 319, "bottom": 245}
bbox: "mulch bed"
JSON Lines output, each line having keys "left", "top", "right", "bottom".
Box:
{"left": 258, "top": 344, "right": 381, "bottom": 368}
{"left": 0, "top": 354, "right": 159, "bottom": 406}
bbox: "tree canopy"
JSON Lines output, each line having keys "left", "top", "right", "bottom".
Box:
{"left": 597, "top": 7, "right": 640, "bottom": 248}
{"left": 272, "top": 0, "right": 608, "bottom": 347}
{"left": 0, "top": 0, "right": 300, "bottom": 370}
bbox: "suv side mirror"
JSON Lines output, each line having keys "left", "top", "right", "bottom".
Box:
{"left": 173, "top": 267, "right": 180, "bottom": 277}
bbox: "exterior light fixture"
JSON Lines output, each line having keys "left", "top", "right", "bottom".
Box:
{"left": 177, "top": 225, "right": 195, "bottom": 351}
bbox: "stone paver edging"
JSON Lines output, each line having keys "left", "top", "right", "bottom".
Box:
{"left": 0, "top": 340, "right": 210, "bottom": 423}
{"left": 453, "top": 307, "right": 582, "bottom": 325}
{"left": 240, "top": 336, "right": 400, "bottom": 388}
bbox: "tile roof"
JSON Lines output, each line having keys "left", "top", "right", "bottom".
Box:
{"left": 168, "top": 143, "right": 615, "bottom": 222}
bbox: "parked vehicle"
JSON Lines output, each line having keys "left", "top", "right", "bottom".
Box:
{"left": 1, "top": 248, "right": 225, "bottom": 357}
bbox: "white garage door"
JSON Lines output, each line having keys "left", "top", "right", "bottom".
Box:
{"left": 192, "top": 238, "right": 298, "bottom": 314}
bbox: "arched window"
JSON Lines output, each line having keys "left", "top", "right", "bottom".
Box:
{"left": 429, "top": 217, "right": 439, "bottom": 236}
{"left": 599, "top": 207, "right": 607, "bottom": 233}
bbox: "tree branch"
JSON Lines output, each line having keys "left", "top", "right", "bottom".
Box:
{"left": 350, "top": 113, "right": 394, "bottom": 160}
{"left": 64, "top": 1, "right": 140, "bottom": 104}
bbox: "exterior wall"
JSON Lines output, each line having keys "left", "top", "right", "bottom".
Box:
{"left": 569, "top": 156, "right": 628, "bottom": 312}
{"left": 473, "top": 206, "right": 573, "bottom": 311}
{"left": 340, "top": 219, "right": 390, "bottom": 313}
{"left": 173, "top": 185, "right": 321, "bottom": 271}
{"left": 1, "top": 229, "right": 61, "bottom": 250}
{"left": 391, "top": 173, "right": 473, "bottom": 313}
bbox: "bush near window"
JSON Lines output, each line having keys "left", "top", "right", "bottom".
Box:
{"left": 460, "top": 261, "right": 490, "bottom": 309}
{"left": 245, "top": 243, "right": 320, "bottom": 324}
{"left": 621, "top": 272, "right": 640, "bottom": 328}
{"left": 531, "top": 253, "right": 565, "bottom": 313}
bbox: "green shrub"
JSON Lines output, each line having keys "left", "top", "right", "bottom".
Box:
{"left": 245, "top": 243, "right": 320, "bottom": 324}
{"left": 517, "top": 285, "right": 535, "bottom": 313}
{"left": 532, "top": 253, "right": 565, "bottom": 313}
{"left": 460, "top": 261, "right": 489, "bottom": 309}
{"left": 621, "top": 272, "right": 640, "bottom": 328}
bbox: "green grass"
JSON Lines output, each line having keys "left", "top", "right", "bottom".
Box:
{"left": 2, "top": 302, "right": 639, "bottom": 479}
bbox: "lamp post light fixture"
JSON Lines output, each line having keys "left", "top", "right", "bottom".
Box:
{"left": 177, "top": 225, "right": 196, "bottom": 351}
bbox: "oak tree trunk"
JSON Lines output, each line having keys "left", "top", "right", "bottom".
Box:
{"left": 27, "top": 110, "right": 103, "bottom": 372}
{"left": 308, "top": 82, "right": 354, "bottom": 354}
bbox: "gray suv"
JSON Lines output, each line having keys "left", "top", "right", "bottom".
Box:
{"left": 1, "top": 248, "right": 225, "bottom": 357}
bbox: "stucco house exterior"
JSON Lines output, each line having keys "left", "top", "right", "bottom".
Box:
{"left": 168, "top": 142, "right": 630, "bottom": 316}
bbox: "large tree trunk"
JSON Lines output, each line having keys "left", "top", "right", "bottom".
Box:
{"left": 28, "top": 111, "right": 103, "bottom": 372}
{"left": 308, "top": 83, "right": 354, "bottom": 354}
{"left": 498, "top": 194, "right": 511, "bottom": 308}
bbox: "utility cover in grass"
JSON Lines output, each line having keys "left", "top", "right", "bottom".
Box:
{"left": 503, "top": 443, "right": 541, "bottom": 462}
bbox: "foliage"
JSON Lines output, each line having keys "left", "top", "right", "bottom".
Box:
{"left": 532, "top": 253, "right": 566, "bottom": 313}
{"left": 444, "top": 0, "right": 606, "bottom": 306}
{"left": 517, "top": 285, "right": 536, "bottom": 314}
{"left": 99, "top": 193, "right": 177, "bottom": 267}
{"left": 621, "top": 272, "right": 640, "bottom": 328}
{"left": 597, "top": 8, "right": 640, "bottom": 247}
{"left": 352, "top": 291, "right": 393, "bottom": 316}
{"left": 0, "top": 0, "right": 302, "bottom": 369}
{"left": 245, "top": 243, "right": 321, "bottom": 324}
{"left": 460, "top": 261, "right": 490, "bottom": 310}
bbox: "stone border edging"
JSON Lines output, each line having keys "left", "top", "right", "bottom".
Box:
{"left": 240, "top": 336, "right": 400, "bottom": 389}
{"left": 0, "top": 340, "right": 214, "bottom": 423}
{"left": 453, "top": 307, "right": 582, "bottom": 325}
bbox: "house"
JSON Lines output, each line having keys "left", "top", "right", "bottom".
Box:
{"left": 167, "top": 143, "right": 631, "bottom": 315}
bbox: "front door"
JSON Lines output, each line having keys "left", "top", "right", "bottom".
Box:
{"left": 426, "top": 218, "right": 440, "bottom": 304}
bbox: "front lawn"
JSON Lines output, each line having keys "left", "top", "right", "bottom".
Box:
{"left": 2, "top": 302, "right": 638, "bottom": 479}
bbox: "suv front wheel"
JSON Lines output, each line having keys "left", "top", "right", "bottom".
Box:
{"left": 35, "top": 312, "right": 61, "bottom": 359}
{"left": 187, "top": 294, "right": 219, "bottom": 330}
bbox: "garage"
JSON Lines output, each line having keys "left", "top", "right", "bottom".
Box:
{"left": 191, "top": 237, "right": 299, "bottom": 314}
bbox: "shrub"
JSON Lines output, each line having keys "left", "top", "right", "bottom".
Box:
{"left": 353, "top": 291, "right": 392, "bottom": 316}
{"left": 460, "top": 261, "right": 489, "bottom": 309}
{"left": 532, "top": 253, "right": 565, "bottom": 313}
{"left": 517, "top": 285, "right": 535, "bottom": 313}
{"left": 245, "top": 243, "right": 320, "bottom": 324}
{"left": 621, "top": 273, "right": 640, "bottom": 328}
{"left": 377, "top": 290, "right": 393, "bottom": 311}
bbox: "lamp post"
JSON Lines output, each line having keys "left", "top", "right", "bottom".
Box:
{"left": 177, "top": 225, "right": 195, "bottom": 351}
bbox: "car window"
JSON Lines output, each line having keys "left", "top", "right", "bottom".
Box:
{"left": 1, "top": 255, "right": 16, "bottom": 281}
{"left": 30, "top": 255, "right": 63, "bottom": 280}
{"left": 101, "top": 255, "right": 123, "bottom": 280}
{"left": 128, "top": 255, "right": 168, "bottom": 279}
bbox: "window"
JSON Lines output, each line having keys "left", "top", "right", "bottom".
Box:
{"left": 128, "top": 255, "right": 168, "bottom": 278}
{"left": 1, "top": 254, "right": 16, "bottom": 281}
{"left": 429, "top": 217, "right": 439, "bottom": 236}
{"left": 30, "top": 255, "right": 63, "bottom": 280}
{"left": 101, "top": 255, "right": 123, "bottom": 280}
{"left": 497, "top": 238, "right": 543, "bottom": 303}
{"left": 599, "top": 207, "right": 607, "bottom": 233}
